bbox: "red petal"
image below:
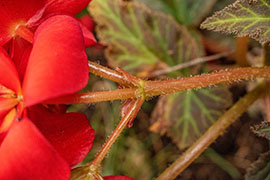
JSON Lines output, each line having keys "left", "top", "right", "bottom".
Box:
{"left": 79, "top": 21, "right": 97, "bottom": 47}
{"left": 0, "top": 0, "right": 45, "bottom": 45}
{"left": 0, "top": 131, "right": 7, "bottom": 146}
{"left": 78, "top": 15, "right": 95, "bottom": 32}
{"left": 11, "top": 37, "right": 32, "bottom": 80}
{"left": 104, "top": 175, "right": 135, "bottom": 180}
{"left": 44, "top": 0, "right": 91, "bottom": 16}
{"left": 28, "top": 105, "right": 95, "bottom": 166}
{"left": 0, "top": 118, "right": 70, "bottom": 180}
{"left": 22, "top": 15, "right": 89, "bottom": 107}
{"left": 0, "top": 48, "right": 20, "bottom": 93}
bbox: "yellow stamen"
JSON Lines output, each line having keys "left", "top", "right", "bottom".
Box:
{"left": 0, "top": 108, "right": 16, "bottom": 132}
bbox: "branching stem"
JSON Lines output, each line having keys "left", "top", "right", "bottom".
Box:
{"left": 88, "top": 61, "right": 134, "bottom": 87}
{"left": 46, "top": 67, "right": 270, "bottom": 104}
{"left": 89, "top": 98, "right": 144, "bottom": 171}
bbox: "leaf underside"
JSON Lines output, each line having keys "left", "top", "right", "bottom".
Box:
{"left": 201, "top": 0, "right": 270, "bottom": 45}
{"left": 245, "top": 151, "right": 270, "bottom": 180}
{"left": 150, "top": 86, "right": 232, "bottom": 149}
{"left": 89, "top": 0, "right": 199, "bottom": 75}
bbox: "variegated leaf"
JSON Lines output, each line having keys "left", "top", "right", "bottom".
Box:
{"left": 150, "top": 86, "right": 232, "bottom": 149}
{"left": 201, "top": 0, "right": 270, "bottom": 44}
{"left": 251, "top": 121, "right": 270, "bottom": 140}
{"left": 89, "top": 0, "right": 199, "bottom": 75}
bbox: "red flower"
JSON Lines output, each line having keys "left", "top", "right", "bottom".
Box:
{"left": 0, "top": 15, "right": 94, "bottom": 180}
{"left": 0, "top": 0, "right": 96, "bottom": 46}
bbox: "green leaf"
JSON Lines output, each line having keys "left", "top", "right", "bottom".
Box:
{"left": 245, "top": 151, "right": 270, "bottom": 180}
{"left": 136, "top": 0, "right": 217, "bottom": 26}
{"left": 150, "top": 86, "right": 232, "bottom": 149}
{"left": 134, "top": 0, "right": 169, "bottom": 13}
{"left": 201, "top": 0, "right": 270, "bottom": 45}
{"left": 185, "top": 0, "right": 218, "bottom": 26}
{"left": 251, "top": 121, "right": 270, "bottom": 140}
{"left": 135, "top": 0, "right": 189, "bottom": 25}
{"left": 89, "top": 0, "right": 199, "bottom": 75}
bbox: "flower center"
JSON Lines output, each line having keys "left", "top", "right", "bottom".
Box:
{"left": 9, "top": 22, "right": 34, "bottom": 43}
{"left": 0, "top": 85, "right": 24, "bottom": 132}
{"left": 0, "top": 85, "right": 16, "bottom": 98}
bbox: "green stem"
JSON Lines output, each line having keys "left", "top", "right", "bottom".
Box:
{"left": 204, "top": 148, "right": 241, "bottom": 180}
{"left": 155, "top": 83, "right": 270, "bottom": 180}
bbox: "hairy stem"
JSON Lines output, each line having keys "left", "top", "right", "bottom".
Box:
{"left": 89, "top": 98, "right": 144, "bottom": 171}
{"left": 44, "top": 88, "right": 136, "bottom": 104}
{"left": 144, "top": 67, "right": 270, "bottom": 97}
{"left": 88, "top": 61, "right": 134, "bottom": 87}
{"left": 155, "top": 83, "right": 270, "bottom": 180}
{"left": 46, "top": 67, "right": 270, "bottom": 104}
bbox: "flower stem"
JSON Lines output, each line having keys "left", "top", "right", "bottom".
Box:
{"left": 44, "top": 88, "right": 137, "bottom": 104}
{"left": 89, "top": 98, "right": 144, "bottom": 171}
{"left": 144, "top": 67, "right": 270, "bottom": 97}
{"left": 46, "top": 67, "right": 270, "bottom": 104}
{"left": 155, "top": 83, "right": 270, "bottom": 180}
{"left": 88, "top": 61, "right": 134, "bottom": 87}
